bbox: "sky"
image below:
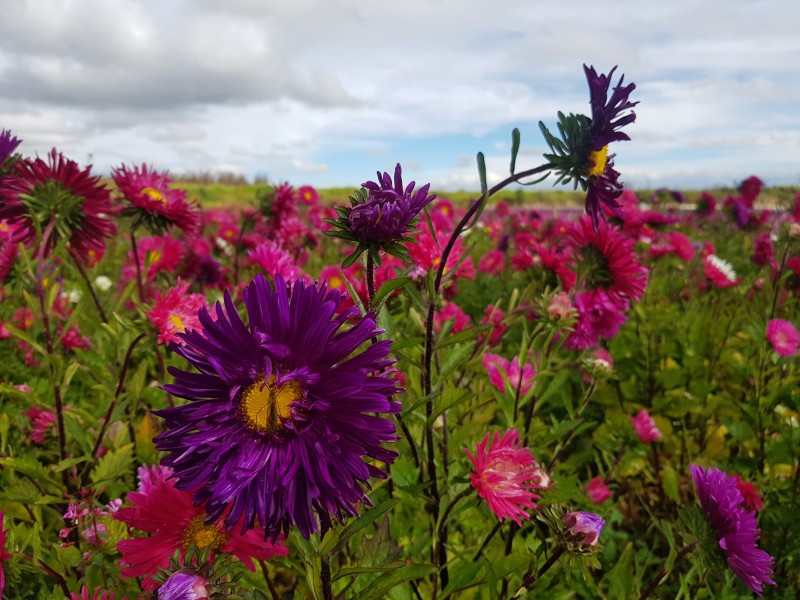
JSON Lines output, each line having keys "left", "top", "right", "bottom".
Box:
{"left": 1, "top": 0, "right": 799, "bottom": 192}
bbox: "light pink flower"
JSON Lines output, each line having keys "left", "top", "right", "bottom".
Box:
{"left": 586, "top": 476, "right": 612, "bottom": 504}
{"left": 482, "top": 353, "right": 535, "bottom": 395}
{"left": 630, "top": 409, "right": 662, "bottom": 443}
{"left": 765, "top": 319, "right": 799, "bottom": 357}
{"left": 465, "top": 429, "right": 543, "bottom": 525}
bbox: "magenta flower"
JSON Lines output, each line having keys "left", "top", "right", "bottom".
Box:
{"left": 147, "top": 281, "right": 207, "bottom": 345}
{"left": 690, "top": 465, "right": 775, "bottom": 596}
{"left": 465, "top": 429, "right": 544, "bottom": 525}
{"left": 0, "top": 512, "right": 10, "bottom": 597}
{"left": 765, "top": 319, "right": 799, "bottom": 357}
{"left": 564, "top": 511, "right": 605, "bottom": 546}
{"left": 629, "top": 409, "right": 662, "bottom": 443}
{"left": 703, "top": 254, "right": 740, "bottom": 288}
{"left": 247, "top": 240, "right": 304, "bottom": 283}
{"left": 586, "top": 476, "right": 612, "bottom": 504}
{"left": 482, "top": 353, "right": 536, "bottom": 396}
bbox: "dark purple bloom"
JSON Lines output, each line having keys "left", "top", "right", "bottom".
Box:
{"left": 350, "top": 163, "right": 435, "bottom": 245}
{"left": 154, "top": 275, "right": 400, "bottom": 541}
{"left": 0, "top": 130, "right": 21, "bottom": 165}
{"left": 730, "top": 197, "right": 751, "bottom": 228}
{"left": 690, "top": 464, "right": 775, "bottom": 596}
{"left": 583, "top": 65, "right": 638, "bottom": 228}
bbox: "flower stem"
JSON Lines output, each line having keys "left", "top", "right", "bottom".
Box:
{"left": 129, "top": 228, "right": 145, "bottom": 301}
{"left": 68, "top": 246, "right": 108, "bottom": 323}
{"left": 366, "top": 252, "right": 376, "bottom": 311}
{"left": 23, "top": 552, "right": 70, "bottom": 596}
{"left": 259, "top": 559, "right": 281, "bottom": 600}
{"left": 319, "top": 522, "right": 334, "bottom": 600}
{"left": 518, "top": 545, "right": 565, "bottom": 590}
{"left": 638, "top": 541, "right": 697, "bottom": 600}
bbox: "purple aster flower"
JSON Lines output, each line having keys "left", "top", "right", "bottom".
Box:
{"left": 690, "top": 464, "right": 775, "bottom": 596}
{"left": 350, "top": 163, "right": 435, "bottom": 245}
{"left": 564, "top": 511, "right": 605, "bottom": 547}
{"left": 583, "top": 65, "right": 638, "bottom": 228}
{"left": 154, "top": 275, "right": 401, "bottom": 541}
{"left": 0, "top": 130, "right": 21, "bottom": 165}
{"left": 158, "top": 569, "right": 208, "bottom": 600}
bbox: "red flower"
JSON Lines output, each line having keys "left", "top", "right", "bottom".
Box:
{"left": 569, "top": 215, "right": 648, "bottom": 302}
{"left": 0, "top": 149, "right": 116, "bottom": 263}
{"left": 734, "top": 474, "right": 764, "bottom": 513}
{"left": 115, "top": 465, "right": 288, "bottom": 590}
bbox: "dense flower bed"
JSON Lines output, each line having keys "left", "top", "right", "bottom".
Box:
{"left": 0, "top": 66, "right": 797, "bottom": 599}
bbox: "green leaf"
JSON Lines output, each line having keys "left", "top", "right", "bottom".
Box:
{"left": 90, "top": 443, "right": 133, "bottom": 489}
{"left": 333, "top": 562, "right": 405, "bottom": 581}
{"left": 438, "top": 343, "right": 473, "bottom": 379}
{"left": 510, "top": 127, "right": 521, "bottom": 175}
{"left": 601, "top": 542, "right": 636, "bottom": 600}
{"left": 353, "top": 563, "right": 437, "bottom": 600}
{"left": 327, "top": 498, "right": 400, "bottom": 558}
{"left": 342, "top": 246, "right": 364, "bottom": 269}
{"left": 372, "top": 277, "right": 412, "bottom": 311}
{"left": 476, "top": 152, "right": 488, "bottom": 197}
{"left": 436, "top": 324, "right": 492, "bottom": 349}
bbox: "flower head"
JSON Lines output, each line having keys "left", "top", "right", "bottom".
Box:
{"left": 586, "top": 476, "right": 612, "bottom": 504}
{"left": 465, "top": 429, "right": 543, "bottom": 525}
{"left": 482, "top": 354, "right": 535, "bottom": 396}
{"left": 0, "top": 129, "right": 21, "bottom": 170}
{"left": 158, "top": 569, "right": 209, "bottom": 600}
{"left": 564, "top": 511, "right": 605, "bottom": 547}
{"left": 733, "top": 474, "right": 764, "bottom": 513}
{"left": 325, "top": 164, "right": 435, "bottom": 267}
{"left": 765, "top": 318, "right": 799, "bottom": 357}
{"left": 629, "top": 409, "right": 662, "bottom": 443}
{"left": 540, "top": 66, "right": 637, "bottom": 229}
{"left": 115, "top": 464, "right": 287, "bottom": 590}
{"left": 154, "top": 275, "right": 401, "bottom": 540}
{"left": 0, "top": 149, "right": 116, "bottom": 262}
{"left": 247, "top": 241, "right": 304, "bottom": 282}
{"left": 70, "top": 586, "right": 126, "bottom": 600}
{"left": 703, "top": 254, "right": 740, "bottom": 288}
{"left": 147, "top": 282, "right": 207, "bottom": 345}
{"left": 690, "top": 464, "right": 775, "bottom": 596}
{"left": 569, "top": 216, "right": 648, "bottom": 302}
{"left": 113, "top": 164, "right": 200, "bottom": 235}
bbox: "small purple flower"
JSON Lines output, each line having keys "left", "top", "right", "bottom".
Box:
{"left": 154, "top": 275, "right": 401, "bottom": 541}
{"left": 349, "top": 163, "right": 435, "bottom": 245}
{"left": 0, "top": 130, "right": 21, "bottom": 165}
{"left": 690, "top": 464, "right": 775, "bottom": 596}
{"left": 564, "top": 511, "right": 605, "bottom": 546}
{"left": 158, "top": 569, "right": 208, "bottom": 600}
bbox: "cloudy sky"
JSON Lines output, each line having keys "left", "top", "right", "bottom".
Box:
{"left": 1, "top": 0, "right": 799, "bottom": 191}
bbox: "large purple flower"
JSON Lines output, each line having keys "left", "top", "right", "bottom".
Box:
{"left": 154, "top": 275, "right": 401, "bottom": 540}
{"left": 583, "top": 65, "right": 638, "bottom": 228}
{"left": 690, "top": 465, "right": 775, "bottom": 596}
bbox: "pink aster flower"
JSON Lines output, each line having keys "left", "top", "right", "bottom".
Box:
{"left": 124, "top": 234, "right": 185, "bottom": 286}
{"left": 703, "top": 254, "right": 740, "bottom": 288}
{"left": 409, "top": 222, "right": 476, "bottom": 282}
{"left": 297, "top": 185, "right": 319, "bottom": 206}
{"left": 27, "top": 407, "right": 56, "bottom": 444}
{"left": 247, "top": 241, "right": 304, "bottom": 282}
{"left": 112, "top": 163, "right": 200, "bottom": 235}
{"left": 586, "top": 476, "right": 612, "bottom": 504}
{"left": 478, "top": 249, "right": 506, "bottom": 275}
{"left": 434, "top": 302, "right": 471, "bottom": 334}
{"left": 565, "top": 289, "right": 629, "bottom": 350}
{"left": 0, "top": 512, "right": 11, "bottom": 597}
{"left": 479, "top": 305, "right": 506, "bottom": 346}
{"left": 115, "top": 464, "right": 288, "bottom": 591}
{"left": 70, "top": 586, "right": 126, "bottom": 600}
{"left": 629, "top": 409, "right": 662, "bottom": 443}
{"left": 465, "top": 429, "right": 543, "bottom": 525}
{"left": 690, "top": 464, "right": 775, "bottom": 596}
{"left": 147, "top": 282, "right": 207, "bottom": 345}
{"left": 482, "top": 353, "right": 535, "bottom": 395}
{"left": 765, "top": 319, "right": 799, "bottom": 357}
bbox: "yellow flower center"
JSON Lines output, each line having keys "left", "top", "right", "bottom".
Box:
{"left": 0, "top": 222, "right": 8, "bottom": 233}
{"left": 587, "top": 146, "right": 609, "bottom": 177}
{"left": 181, "top": 514, "right": 227, "bottom": 550}
{"left": 170, "top": 312, "right": 184, "bottom": 332}
{"left": 147, "top": 250, "right": 161, "bottom": 265}
{"left": 240, "top": 374, "right": 302, "bottom": 434}
{"left": 329, "top": 276, "right": 343, "bottom": 289}
{"left": 142, "top": 186, "right": 168, "bottom": 205}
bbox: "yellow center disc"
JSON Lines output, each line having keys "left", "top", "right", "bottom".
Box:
{"left": 587, "top": 146, "right": 609, "bottom": 177}
{"left": 240, "top": 374, "right": 302, "bottom": 434}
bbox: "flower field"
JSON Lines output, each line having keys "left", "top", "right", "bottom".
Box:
{"left": 0, "top": 66, "right": 798, "bottom": 599}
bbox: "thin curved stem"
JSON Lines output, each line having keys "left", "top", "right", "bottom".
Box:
{"left": 68, "top": 247, "right": 108, "bottom": 323}
{"left": 638, "top": 541, "right": 697, "bottom": 600}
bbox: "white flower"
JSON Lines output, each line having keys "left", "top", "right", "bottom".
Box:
{"left": 94, "top": 275, "right": 112, "bottom": 291}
